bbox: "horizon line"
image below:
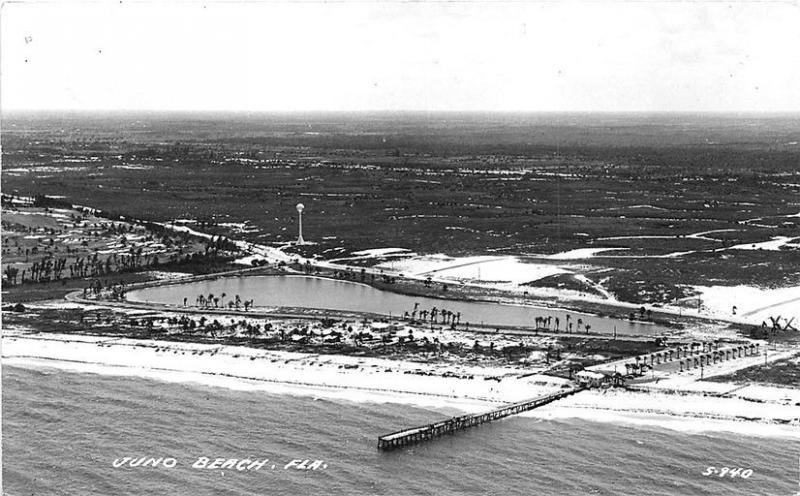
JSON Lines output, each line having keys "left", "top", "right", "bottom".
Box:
{"left": 3, "top": 109, "right": 800, "bottom": 116}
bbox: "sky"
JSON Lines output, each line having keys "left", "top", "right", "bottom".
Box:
{"left": 2, "top": 1, "right": 799, "bottom": 112}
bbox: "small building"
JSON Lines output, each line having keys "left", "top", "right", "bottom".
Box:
{"left": 575, "top": 370, "right": 611, "bottom": 388}
{"left": 370, "top": 322, "right": 403, "bottom": 332}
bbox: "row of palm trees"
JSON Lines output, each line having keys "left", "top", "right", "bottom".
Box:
{"left": 193, "top": 292, "right": 254, "bottom": 311}
{"left": 534, "top": 314, "right": 591, "bottom": 334}
{"left": 404, "top": 303, "right": 462, "bottom": 326}
{"left": 401, "top": 303, "right": 597, "bottom": 334}
{"left": 4, "top": 248, "right": 158, "bottom": 286}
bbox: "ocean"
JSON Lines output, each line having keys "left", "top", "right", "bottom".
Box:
{"left": 3, "top": 365, "right": 798, "bottom": 496}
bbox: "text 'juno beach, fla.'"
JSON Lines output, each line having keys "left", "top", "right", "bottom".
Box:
{"left": 111, "top": 457, "right": 328, "bottom": 471}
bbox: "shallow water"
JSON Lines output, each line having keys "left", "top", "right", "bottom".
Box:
{"left": 4, "top": 365, "right": 798, "bottom": 496}
{"left": 127, "top": 275, "right": 666, "bottom": 336}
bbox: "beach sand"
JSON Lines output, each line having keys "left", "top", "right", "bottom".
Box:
{"left": 3, "top": 331, "right": 798, "bottom": 438}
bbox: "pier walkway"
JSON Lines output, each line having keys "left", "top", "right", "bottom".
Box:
{"left": 378, "top": 386, "right": 585, "bottom": 450}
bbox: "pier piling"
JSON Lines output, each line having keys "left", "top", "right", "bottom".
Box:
{"left": 377, "top": 387, "right": 585, "bottom": 450}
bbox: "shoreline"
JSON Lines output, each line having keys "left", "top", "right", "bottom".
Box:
{"left": 4, "top": 331, "right": 798, "bottom": 439}
{"left": 74, "top": 270, "right": 699, "bottom": 341}
{"left": 6, "top": 200, "right": 771, "bottom": 337}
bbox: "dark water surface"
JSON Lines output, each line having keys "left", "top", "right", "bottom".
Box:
{"left": 3, "top": 365, "right": 798, "bottom": 496}
{"left": 127, "top": 275, "right": 667, "bottom": 336}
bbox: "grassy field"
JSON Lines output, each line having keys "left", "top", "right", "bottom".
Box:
{"left": 705, "top": 355, "right": 800, "bottom": 387}
{"left": 2, "top": 112, "right": 798, "bottom": 307}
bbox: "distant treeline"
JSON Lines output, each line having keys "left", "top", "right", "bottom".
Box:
{"left": 1, "top": 194, "right": 73, "bottom": 209}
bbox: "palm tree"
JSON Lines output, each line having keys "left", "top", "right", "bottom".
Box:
{"left": 4, "top": 266, "right": 19, "bottom": 285}
{"left": 245, "top": 325, "right": 260, "bottom": 343}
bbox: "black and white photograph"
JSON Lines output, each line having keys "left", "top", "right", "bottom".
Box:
{"left": 1, "top": 1, "right": 799, "bottom": 495}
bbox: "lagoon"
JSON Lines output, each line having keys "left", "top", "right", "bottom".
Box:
{"left": 126, "top": 275, "right": 667, "bottom": 336}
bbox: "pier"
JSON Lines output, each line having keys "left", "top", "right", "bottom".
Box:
{"left": 378, "top": 386, "right": 585, "bottom": 450}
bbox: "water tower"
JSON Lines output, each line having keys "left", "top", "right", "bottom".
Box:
{"left": 296, "top": 203, "right": 305, "bottom": 244}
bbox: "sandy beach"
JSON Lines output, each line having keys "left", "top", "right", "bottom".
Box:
{"left": 4, "top": 330, "right": 798, "bottom": 439}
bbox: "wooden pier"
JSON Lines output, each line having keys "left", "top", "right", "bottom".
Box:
{"left": 377, "top": 386, "right": 585, "bottom": 450}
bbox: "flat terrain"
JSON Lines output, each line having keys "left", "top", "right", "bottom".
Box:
{"left": 1, "top": 303, "right": 667, "bottom": 373}
{"left": 706, "top": 355, "right": 800, "bottom": 387}
{"left": 3, "top": 112, "right": 798, "bottom": 308}
{"left": 2, "top": 113, "right": 798, "bottom": 414}
{"left": 1, "top": 204, "right": 243, "bottom": 302}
